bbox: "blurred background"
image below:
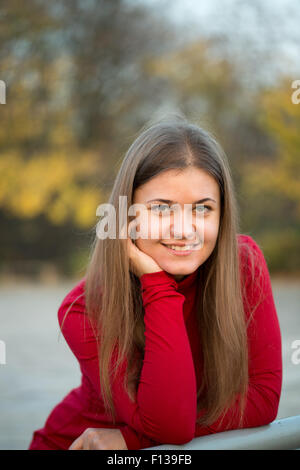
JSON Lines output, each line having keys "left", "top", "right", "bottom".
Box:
{"left": 0, "top": 0, "right": 299, "bottom": 449}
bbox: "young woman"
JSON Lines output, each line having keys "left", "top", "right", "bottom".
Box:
{"left": 28, "top": 117, "right": 282, "bottom": 450}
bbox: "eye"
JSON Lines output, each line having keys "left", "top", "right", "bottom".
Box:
{"left": 150, "top": 204, "right": 171, "bottom": 214}
{"left": 150, "top": 204, "right": 212, "bottom": 214}
{"left": 195, "top": 204, "right": 212, "bottom": 213}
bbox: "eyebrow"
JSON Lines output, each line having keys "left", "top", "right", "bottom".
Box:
{"left": 146, "top": 198, "right": 217, "bottom": 204}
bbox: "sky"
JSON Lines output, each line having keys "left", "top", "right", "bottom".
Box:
{"left": 128, "top": 0, "right": 300, "bottom": 85}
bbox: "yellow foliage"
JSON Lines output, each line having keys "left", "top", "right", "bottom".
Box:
{"left": 0, "top": 152, "right": 23, "bottom": 204}
{"left": 0, "top": 149, "right": 102, "bottom": 226}
{"left": 0, "top": 52, "right": 104, "bottom": 229}
{"left": 243, "top": 77, "right": 300, "bottom": 219}
{"left": 73, "top": 189, "right": 102, "bottom": 228}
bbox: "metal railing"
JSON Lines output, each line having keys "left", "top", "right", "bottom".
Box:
{"left": 142, "top": 415, "right": 300, "bottom": 450}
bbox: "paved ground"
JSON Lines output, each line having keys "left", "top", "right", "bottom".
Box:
{"left": 0, "top": 277, "right": 299, "bottom": 449}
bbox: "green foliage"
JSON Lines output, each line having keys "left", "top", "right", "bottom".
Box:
{"left": 257, "top": 228, "right": 300, "bottom": 272}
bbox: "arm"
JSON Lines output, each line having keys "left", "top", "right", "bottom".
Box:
{"left": 58, "top": 271, "right": 197, "bottom": 449}
{"left": 122, "top": 271, "right": 198, "bottom": 443}
{"left": 195, "top": 237, "right": 282, "bottom": 436}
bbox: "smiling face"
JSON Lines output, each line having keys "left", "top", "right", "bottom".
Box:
{"left": 132, "top": 166, "right": 221, "bottom": 281}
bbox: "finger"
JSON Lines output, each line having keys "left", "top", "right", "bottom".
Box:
{"left": 89, "top": 438, "right": 105, "bottom": 450}
{"left": 68, "top": 436, "right": 83, "bottom": 450}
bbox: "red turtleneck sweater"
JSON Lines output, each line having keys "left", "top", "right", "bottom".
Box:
{"left": 28, "top": 234, "right": 282, "bottom": 450}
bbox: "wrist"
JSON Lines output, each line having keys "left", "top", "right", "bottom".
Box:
{"left": 138, "top": 268, "right": 163, "bottom": 279}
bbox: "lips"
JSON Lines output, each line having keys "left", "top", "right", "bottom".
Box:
{"left": 161, "top": 242, "right": 199, "bottom": 247}
{"left": 161, "top": 242, "right": 200, "bottom": 255}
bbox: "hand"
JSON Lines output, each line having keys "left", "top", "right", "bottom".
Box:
{"left": 69, "top": 427, "right": 128, "bottom": 450}
{"left": 125, "top": 219, "right": 163, "bottom": 279}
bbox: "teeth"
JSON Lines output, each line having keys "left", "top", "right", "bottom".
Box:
{"left": 168, "top": 244, "right": 195, "bottom": 251}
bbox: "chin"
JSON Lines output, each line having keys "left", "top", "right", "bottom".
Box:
{"left": 160, "top": 260, "right": 200, "bottom": 276}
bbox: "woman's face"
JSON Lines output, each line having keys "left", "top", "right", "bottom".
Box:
{"left": 132, "top": 167, "right": 221, "bottom": 281}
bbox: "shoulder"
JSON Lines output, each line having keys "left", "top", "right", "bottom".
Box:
{"left": 57, "top": 277, "right": 100, "bottom": 357}
{"left": 237, "top": 233, "right": 267, "bottom": 268}
{"left": 57, "top": 277, "right": 87, "bottom": 328}
{"left": 237, "top": 234, "right": 270, "bottom": 289}
{"left": 237, "top": 234, "right": 273, "bottom": 315}
{"left": 237, "top": 233, "right": 264, "bottom": 256}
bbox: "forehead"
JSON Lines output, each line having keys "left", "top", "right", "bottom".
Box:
{"left": 134, "top": 167, "right": 220, "bottom": 203}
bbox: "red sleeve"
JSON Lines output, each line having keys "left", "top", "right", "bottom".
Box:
{"left": 58, "top": 271, "right": 197, "bottom": 449}
{"left": 195, "top": 236, "right": 283, "bottom": 436}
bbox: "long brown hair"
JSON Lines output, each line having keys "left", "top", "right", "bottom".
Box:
{"left": 61, "top": 114, "right": 265, "bottom": 429}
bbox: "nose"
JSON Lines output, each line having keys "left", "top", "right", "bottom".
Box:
{"left": 170, "top": 211, "right": 197, "bottom": 241}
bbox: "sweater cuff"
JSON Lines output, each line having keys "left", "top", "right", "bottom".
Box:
{"left": 139, "top": 270, "right": 178, "bottom": 291}
{"left": 120, "top": 425, "right": 157, "bottom": 450}
{"left": 120, "top": 425, "right": 142, "bottom": 450}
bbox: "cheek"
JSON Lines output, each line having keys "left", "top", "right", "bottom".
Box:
{"left": 134, "top": 211, "right": 220, "bottom": 243}
{"left": 138, "top": 213, "right": 166, "bottom": 240}
{"left": 132, "top": 211, "right": 152, "bottom": 240}
{"left": 134, "top": 212, "right": 161, "bottom": 249}
{"left": 202, "top": 217, "right": 220, "bottom": 245}
{"left": 148, "top": 214, "right": 163, "bottom": 239}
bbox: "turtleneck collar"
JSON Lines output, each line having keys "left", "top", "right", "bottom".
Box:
{"left": 168, "top": 267, "right": 199, "bottom": 292}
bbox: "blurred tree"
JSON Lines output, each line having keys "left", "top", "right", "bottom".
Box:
{"left": 142, "top": 37, "right": 271, "bottom": 189}
{"left": 239, "top": 77, "right": 300, "bottom": 271}
{"left": 0, "top": 0, "right": 299, "bottom": 275}
{"left": 257, "top": 78, "right": 300, "bottom": 213}
{"left": 0, "top": 0, "right": 173, "bottom": 275}
{"left": 141, "top": 42, "right": 300, "bottom": 272}
{"left": 0, "top": 63, "right": 102, "bottom": 228}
